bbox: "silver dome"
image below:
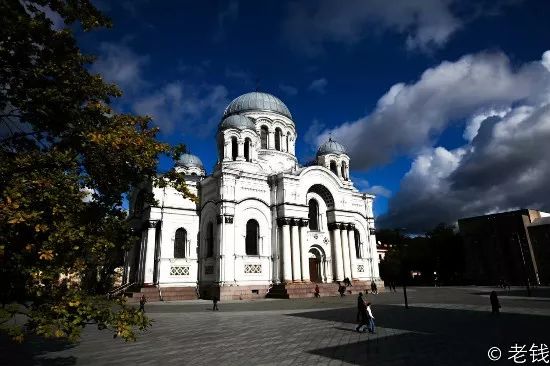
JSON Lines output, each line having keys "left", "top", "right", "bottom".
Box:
{"left": 219, "top": 115, "right": 256, "bottom": 131}
{"left": 223, "top": 92, "right": 292, "bottom": 119}
{"left": 317, "top": 138, "right": 347, "bottom": 156}
{"left": 175, "top": 153, "right": 204, "bottom": 169}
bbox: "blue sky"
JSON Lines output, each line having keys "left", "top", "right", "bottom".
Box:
{"left": 78, "top": 0, "right": 550, "bottom": 232}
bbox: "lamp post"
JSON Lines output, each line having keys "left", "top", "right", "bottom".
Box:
{"left": 396, "top": 228, "right": 409, "bottom": 309}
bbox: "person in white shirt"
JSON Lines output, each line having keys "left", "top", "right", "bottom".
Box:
{"left": 366, "top": 302, "right": 375, "bottom": 334}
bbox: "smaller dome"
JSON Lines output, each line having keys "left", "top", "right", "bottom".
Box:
{"left": 219, "top": 115, "right": 256, "bottom": 131}
{"left": 317, "top": 138, "right": 347, "bottom": 156}
{"left": 176, "top": 153, "right": 204, "bottom": 169}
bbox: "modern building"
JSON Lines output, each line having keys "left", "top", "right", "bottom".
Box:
{"left": 123, "top": 92, "right": 381, "bottom": 300}
{"left": 458, "top": 209, "right": 550, "bottom": 286}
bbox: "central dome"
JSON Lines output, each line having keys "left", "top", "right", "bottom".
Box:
{"left": 223, "top": 92, "right": 292, "bottom": 119}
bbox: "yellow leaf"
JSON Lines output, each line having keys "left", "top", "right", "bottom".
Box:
{"left": 39, "top": 250, "right": 54, "bottom": 261}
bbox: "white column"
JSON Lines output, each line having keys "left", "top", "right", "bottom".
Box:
{"left": 331, "top": 224, "right": 344, "bottom": 281}
{"left": 280, "top": 220, "right": 292, "bottom": 283}
{"left": 143, "top": 220, "right": 158, "bottom": 284}
{"left": 268, "top": 131, "right": 275, "bottom": 149}
{"left": 348, "top": 227, "right": 357, "bottom": 280}
{"left": 223, "top": 141, "right": 231, "bottom": 162}
{"left": 236, "top": 138, "right": 245, "bottom": 161}
{"left": 282, "top": 133, "right": 288, "bottom": 152}
{"left": 341, "top": 225, "right": 351, "bottom": 280}
{"left": 299, "top": 221, "right": 310, "bottom": 282}
{"left": 291, "top": 222, "right": 301, "bottom": 282}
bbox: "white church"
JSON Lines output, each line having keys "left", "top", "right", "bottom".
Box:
{"left": 123, "top": 92, "right": 381, "bottom": 300}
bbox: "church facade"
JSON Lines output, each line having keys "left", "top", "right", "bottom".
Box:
{"left": 123, "top": 92, "right": 381, "bottom": 300}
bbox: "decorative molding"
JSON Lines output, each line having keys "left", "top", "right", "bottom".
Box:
{"left": 357, "top": 264, "right": 365, "bottom": 273}
{"left": 244, "top": 264, "right": 262, "bottom": 274}
{"left": 369, "top": 228, "right": 376, "bottom": 235}
{"left": 169, "top": 266, "right": 190, "bottom": 276}
{"left": 277, "top": 217, "right": 290, "bottom": 227}
{"left": 225, "top": 215, "right": 234, "bottom": 224}
{"left": 147, "top": 220, "right": 158, "bottom": 228}
{"left": 216, "top": 215, "right": 223, "bottom": 224}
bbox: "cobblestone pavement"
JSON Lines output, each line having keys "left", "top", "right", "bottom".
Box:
{"left": 3, "top": 287, "right": 550, "bottom": 365}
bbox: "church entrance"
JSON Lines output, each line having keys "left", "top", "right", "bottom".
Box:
{"left": 308, "top": 246, "right": 325, "bottom": 283}
{"left": 309, "top": 257, "right": 321, "bottom": 283}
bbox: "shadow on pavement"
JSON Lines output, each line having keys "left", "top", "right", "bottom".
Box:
{"left": 0, "top": 333, "right": 77, "bottom": 366}
{"left": 289, "top": 304, "right": 549, "bottom": 365}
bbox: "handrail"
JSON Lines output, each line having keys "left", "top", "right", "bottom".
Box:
{"left": 108, "top": 282, "right": 136, "bottom": 299}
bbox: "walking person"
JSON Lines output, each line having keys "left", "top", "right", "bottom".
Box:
{"left": 366, "top": 302, "right": 376, "bottom": 334}
{"left": 355, "top": 293, "right": 368, "bottom": 332}
{"left": 139, "top": 294, "right": 147, "bottom": 313}
{"left": 314, "top": 284, "right": 320, "bottom": 298}
{"left": 212, "top": 295, "right": 219, "bottom": 311}
{"left": 371, "top": 281, "right": 378, "bottom": 294}
{"left": 490, "top": 291, "right": 500, "bottom": 315}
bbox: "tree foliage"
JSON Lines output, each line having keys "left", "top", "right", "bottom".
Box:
{"left": 0, "top": 0, "right": 191, "bottom": 342}
{"left": 378, "top": 224, "right": 465, "bottom": 285}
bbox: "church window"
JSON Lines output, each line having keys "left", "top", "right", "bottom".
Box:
{"left": 231, "top": 137, "right": 238, "bottom": 161}
{"left": 275, "top": 128, "right": 282, "bottom": 151}
{"left": 330, "top": 161, "right": 338, "bottom": 176}
{"left": 174, "top": 228, "right": 187, "bottom": 258}
{"left": 286, "top": 132, "right": 291, "bottom": 152}
{"left": 308, "top": 199, "right": 319, "bottom": 231}
{"left": 206, "top": 222, "right": 214, "bottom": 257}
{"left": 244, "top": 138, "right": 251, "bottom": 162}
{"left": 260, "top": 126, "right": 268, "bottom": 149}
{"left": 341, "top": 162, "right": 347, "bottom": 180}
{"left": 354, "top": 229, "right": 361, "bottom": 258}
{"left": 245, "top": 219, "right": 259, "bottom": 255}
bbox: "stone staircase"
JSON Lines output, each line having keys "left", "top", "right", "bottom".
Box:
{"left": 266, "top": 282, "right": 340, "bottom": 299}
{"left": 160, "top": 287, "right": 198, "bottom": 301}
{"left": 124, "top": 286, "right": 161, "bottom": 303}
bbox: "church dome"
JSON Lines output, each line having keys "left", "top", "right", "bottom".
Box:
{"left": 175, "top": 153, "right": 204, "bottom": 169}
{"left": 317, "top": 138, "right": 347, "bottom": 156}
{"left": 223, "top": 92, "right": 292, "bottom": 119}
{"left": 219, "top": 115, "right": 256, "bottom": 131}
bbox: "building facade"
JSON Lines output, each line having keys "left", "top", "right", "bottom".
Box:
{"left": 458, "top": 209, "right": 550, "bottom": 286}
{"left": 124, "top": 92, "right": 380, "bottom": 299}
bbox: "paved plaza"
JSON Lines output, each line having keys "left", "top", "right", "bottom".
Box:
{"left": 2, "top": 287, "right": 550, "bottom": 365}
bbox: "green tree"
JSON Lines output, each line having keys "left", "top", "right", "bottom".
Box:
{"left": 0, "top": 0, "right": 191, "bottom": 342}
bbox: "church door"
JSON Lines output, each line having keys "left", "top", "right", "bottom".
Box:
{"left": 309, "top": 258, "right": 321, "bottom": 283}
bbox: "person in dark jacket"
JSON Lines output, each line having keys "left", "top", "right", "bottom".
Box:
{"left": 212, "top": 295, "right": 219, "bottom": 311}
{"left": 355, "top": 293, "right": 368, "bottom": 332}
{"left": 139, "top": 294, "right": 147, "bottom": 312}
{"left": 490, "top": 291, "right": 501, "bottom": 314}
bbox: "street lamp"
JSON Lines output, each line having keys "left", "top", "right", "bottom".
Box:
{"left": 396, "top": 228, "right": 409, "bottom": 309}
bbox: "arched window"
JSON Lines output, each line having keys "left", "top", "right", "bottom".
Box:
{"left": 245, "top": 219, "right": 259, "bottom": 255}
{"left": 275, "top": 128, "right": 282, "bottom": 151}
{"left": 341, "top": 162, "right": 347, "bottom": 180}
{"left": 330, "top": 161, "right": 338, "bottom": 176}
{"left": 244, "top": 138, "right": 251, "bottom": 162}
{"left": 174, "top": 228, "right": 187, "bottom": 258}
{"left": 354, "top": 229, "right": 361, "bottom": 258}
{"left": 206, "top": 222, "right": 214, "bottom": 257}
{"left": 260, "top": 126, "right": 268, "bottom": 149}
{"left": 231, "top": 137, "right": 238, "bottom": 161}
{"left": 308, "top": 199, "right": 319, "bottom": 230}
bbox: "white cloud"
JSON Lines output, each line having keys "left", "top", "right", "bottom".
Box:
{"left": 308, "top": 78, "right": 327, "bottom": 94}
{"left": 353, "top": 177, "right": 392, "bottom": 198}
{"left": 279, "top": 83, "right": 298, "bottom": 96}
{"left": 132, "top": 82, "right": 229, "bottom": 137}
{"left": 91, "top": 42, "right": 149, "bottom": 94}
{"left": 379, "top": 96, "right": 550, "bottom": 231}
{"left": 282, "top": 1, "right": 517, "bottom": 55}
{"left": 542, "top": 50, "right": 550, "bottom": 72}
{"left": 319, "top": 51, "right": 550, "bottom": 170}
